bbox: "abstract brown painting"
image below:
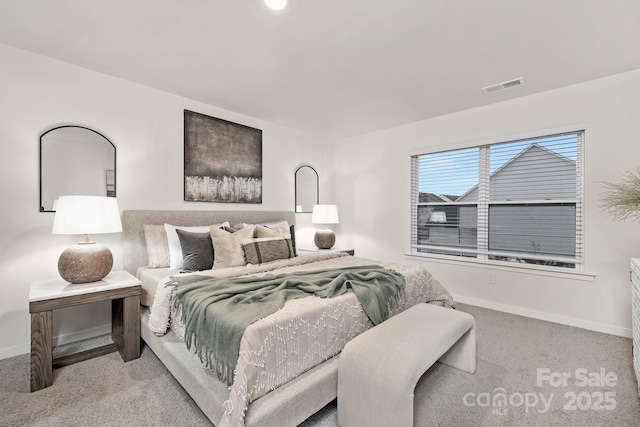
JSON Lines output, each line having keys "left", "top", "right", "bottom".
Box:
{"left": 184, "top": 110, "right": 262, "bottom": 203}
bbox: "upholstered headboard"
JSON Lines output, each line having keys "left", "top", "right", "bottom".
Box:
{"left": 121, "top": 210, "right": 296, "bottom": 275}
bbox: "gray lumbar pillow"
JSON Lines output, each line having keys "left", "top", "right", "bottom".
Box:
{"left": 243, "top": 237, "right": 294, "bottom": 265}
{"left": 176, "top": 229, "right": 214, "bottom": 272}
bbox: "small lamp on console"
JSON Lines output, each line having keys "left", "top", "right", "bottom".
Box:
{"left": 312, "top": 204, "right": 339, "bottom": 249}
{"left": 52, "top": 195, "right": 122, "bottom": 284}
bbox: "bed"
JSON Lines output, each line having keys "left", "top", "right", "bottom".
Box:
{"left": 122, "top": 210, "right": 454, "bottom": 427}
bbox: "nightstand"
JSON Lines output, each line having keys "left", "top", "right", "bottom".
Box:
{"left": 299, "top": 247, "right": 355, "bottom": 256}
{"left": 29, "top": 270, "right": 142, "bottom": 392}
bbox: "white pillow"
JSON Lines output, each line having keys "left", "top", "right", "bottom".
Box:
{"left": 237, "top": 220, "right": 290, "bottom": 230}
{"left": 255, "top": 224, "right": 291, "bottom": 239}
{"left": 164, "top": 223, "right": 228, "bottom": 269}
{"left": 210, "top": 225, "right": 256, "bottom": 269}
{"left": 237, "top": 221, "right": 291, "bottom": 238}
{"left": 143, "top": 224, "right": 170, "bottom": 268}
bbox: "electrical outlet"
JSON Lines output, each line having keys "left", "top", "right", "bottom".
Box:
{"left": 487, "top": 273, "right": 496, "bottom": 284}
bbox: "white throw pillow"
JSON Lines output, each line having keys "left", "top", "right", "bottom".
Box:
{"left": 237, "top": 221, "right": 291, "bottom": 239}
{"left": 210, "top": 225, "right": 256, "bottom": 269}
{"left": 164, "top": 223, "right": 228, "bottom": 269}
{"left": 143, "top": 224, "right": 170, "bottom": 268}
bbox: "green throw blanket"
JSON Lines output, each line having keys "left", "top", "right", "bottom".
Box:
{"left": 167, "top": 265, "right": 405, "bottom": 385}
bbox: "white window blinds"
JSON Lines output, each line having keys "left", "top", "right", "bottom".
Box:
{"left": 410, "top": 130, "right": 584, "bottom": 269}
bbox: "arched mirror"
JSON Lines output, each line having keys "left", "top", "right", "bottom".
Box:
{"left": 295, "top": 165, "right": 319, "bottom": 213}
{"left": 40, "top": 125, "right": 116, "bottom": 212}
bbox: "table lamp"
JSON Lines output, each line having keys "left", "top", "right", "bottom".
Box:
{"left": 52, "top": 195, "right": 122, "bottom": 283}
{"left": 312, "top": 204, "right": 339, "bottom": 249}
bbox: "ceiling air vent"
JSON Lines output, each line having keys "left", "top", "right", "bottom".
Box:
{"left": 482, "top": 77, "right": 525, "bottom": 94}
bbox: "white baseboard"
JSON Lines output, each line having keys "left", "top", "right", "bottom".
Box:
{"left": 0, "top": 323, "right": 112, "bottom": 361}
{"left": 53, "top": 324, "right": 112, "bottom": 346}
{"left": 0, "top": 342, "right": 30, "bottom": 360}
{"left": 452, "top": 294, "right": 632, "bottom": 338}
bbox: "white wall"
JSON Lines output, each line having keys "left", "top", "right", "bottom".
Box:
{"left": 335, "top": 68, "right": 640, "bottom": 337}
{"left": 3, "top": 40, "right": 636, "bottom": 360}
{"left": 0, "top": 43, "right": 334, "bottom": 359}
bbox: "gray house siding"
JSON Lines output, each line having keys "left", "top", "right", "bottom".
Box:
{"left": 459, "top": 145, "right": 576, "bottom": 202}
{"left": 417, "top": 144, "right": 577, "bottom": 259}
{"left": 489, "top": 204, "right": 576, "bottom": 256}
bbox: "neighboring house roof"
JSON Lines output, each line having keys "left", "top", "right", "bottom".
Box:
{"left": 457, "top": 143, "right": 576, "bottom": 201}
{"left": 418, "top": 192, "right": 459, "bottom": 203}
{"left": 440, "top": 194, "right": 460, "bottom": 202}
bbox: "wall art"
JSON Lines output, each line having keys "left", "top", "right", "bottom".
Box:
{"left": 184, "top": 110, "right": 262, "bottom": 203}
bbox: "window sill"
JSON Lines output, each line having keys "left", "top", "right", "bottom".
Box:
{"left": 404, "top": 252, "right": 595, "bottom": 282}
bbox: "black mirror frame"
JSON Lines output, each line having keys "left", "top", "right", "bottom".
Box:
{"left": 294, "top": 164, "right": 319, "bottom": 213}
{"left": 39, "top": 125, "right": 116, "bottom": 212}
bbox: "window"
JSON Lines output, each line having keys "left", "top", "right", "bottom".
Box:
{"left": 410, "top": 130, "right": 584, "bottom": 270}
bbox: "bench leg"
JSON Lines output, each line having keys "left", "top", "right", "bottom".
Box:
{"left": 338, "top": 305, "right": 476, "bottom": 427}
{"left": 439, "top": 321, "right": 477, "bottom": 374}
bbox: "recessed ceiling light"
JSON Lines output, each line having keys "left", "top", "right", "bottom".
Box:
{"left": 264, "top": 0, "right": 287, "bottom": 11}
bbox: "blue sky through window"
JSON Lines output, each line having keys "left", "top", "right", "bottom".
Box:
{"left": 419, "top": 133, "right": 578, "bottom": 197}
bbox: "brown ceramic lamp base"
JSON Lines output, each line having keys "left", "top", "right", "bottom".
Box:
{"left": 58, "top": 241, "right": 113, "bottom": 284}
{"left": 314, "top": 228, "right": 336, "bottom": 249}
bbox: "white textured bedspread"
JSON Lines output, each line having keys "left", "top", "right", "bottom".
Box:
{"left": 147, "top": 252, "right": 454, "bottom": 427}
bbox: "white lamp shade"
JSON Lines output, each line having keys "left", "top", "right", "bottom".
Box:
{"left": 52, "top": 195, "right": 122, "bottom": 235}
{"left": 312, "top": 204, "right": 339, "bottom": 225}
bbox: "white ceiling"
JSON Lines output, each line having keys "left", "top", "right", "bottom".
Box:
{"left": 1, "top": 0, "right": 639, "bottom": 139}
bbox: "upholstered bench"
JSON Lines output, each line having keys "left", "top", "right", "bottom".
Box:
{"left": 337, "top": 303, "right": 476, "bottom": 427}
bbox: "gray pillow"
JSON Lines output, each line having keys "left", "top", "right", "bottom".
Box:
{"left": 243, "top": 237, "right": 294, "bottom": 265}
{"left": 176, "top": 229, "right": 214, "bottom": 272}
{"left": 289, "top": 224, "right": 297, "bottom": 256}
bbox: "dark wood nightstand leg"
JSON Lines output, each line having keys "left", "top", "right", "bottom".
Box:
{"left": 30, "top": 310, "right": 53, "bottom": 392}
{"left": 112, "top": 295, "right": 140, "bottom": 362}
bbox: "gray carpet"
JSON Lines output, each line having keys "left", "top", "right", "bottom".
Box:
{"left": 2, "top": 304, "right": 639, "bottom": 426}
